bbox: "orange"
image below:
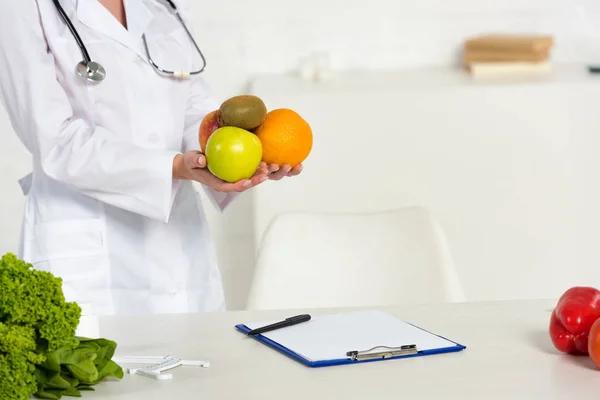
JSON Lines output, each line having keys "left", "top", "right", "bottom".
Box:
{"left": 254, "top": 108, "right": 312, "bottom": 166}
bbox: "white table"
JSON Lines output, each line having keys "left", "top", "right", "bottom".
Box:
{"left": 88, "top": 299, "right": 600, "bottom": 399}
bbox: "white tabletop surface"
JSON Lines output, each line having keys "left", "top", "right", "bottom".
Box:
{"left": 86, "top": 299, "right": 600, "bottom": 399}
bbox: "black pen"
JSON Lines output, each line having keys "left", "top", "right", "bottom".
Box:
{"left": 588, "top": 65, "right": 600, "bottom": 74}
{"left": 247, "top": 314, "right": 311, "bottom": 336}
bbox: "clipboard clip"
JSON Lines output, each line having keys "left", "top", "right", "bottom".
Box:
{"left": 346, "top": 345, "right": 418, "bottom": 361}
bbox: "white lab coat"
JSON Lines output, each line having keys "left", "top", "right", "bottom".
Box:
{"left": 0, "top": 0, "right": 236, "bottom": 315}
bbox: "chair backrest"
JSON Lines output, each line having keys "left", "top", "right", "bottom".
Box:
{"left": 245, "top": 206, "right": 465, "bottom": 310}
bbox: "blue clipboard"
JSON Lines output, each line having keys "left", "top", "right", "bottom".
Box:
{"left": 234, "top": 311, "right": 466, "bottom": 368}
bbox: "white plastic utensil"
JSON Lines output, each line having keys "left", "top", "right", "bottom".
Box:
{"left": 113, "top": 355, "right": 209, "bottom": 380}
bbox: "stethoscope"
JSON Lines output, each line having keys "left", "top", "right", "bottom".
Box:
{"left": 51, "top": 0, "right": 207, "bottom": 82}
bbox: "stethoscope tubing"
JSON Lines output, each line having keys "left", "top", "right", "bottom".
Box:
{"left": 52, "top": 0, "right": 92, "bottom": 64}
{"left": 50, "top": 0, "right": 206, "bottom": 82}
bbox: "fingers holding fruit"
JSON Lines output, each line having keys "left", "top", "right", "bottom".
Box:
{"left": 226, "top": 165, "right": 269, "bottom": 192}
{"left": 266, "top": 164, "right": 303, "bottom": 181}
{"left": 255, "top": 162, "right": 270, "bottom": 179}
{"left": 288, "top": 164, "right": 303, "bottom": 177}
{"left": 266, "top": 163, "right": 285, "bottom": 181}
{"left": 175, "top": 151, "right": 266, "bottom": 192}
{"left": 196, "top": 165, "right": 268, "bottom": 193}
{"left": 198, "top": 95, "right": 312, "bottom": 185}
{"left": 186, "top": 151, "right": 206, "bottom": 170}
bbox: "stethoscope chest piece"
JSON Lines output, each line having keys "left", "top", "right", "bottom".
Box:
{"left": 76, "top": 61, "right": 106, "bottom": 83}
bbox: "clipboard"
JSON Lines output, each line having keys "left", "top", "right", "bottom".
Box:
{"left": 235, "top": 310, "right": 466, "bottom": 368}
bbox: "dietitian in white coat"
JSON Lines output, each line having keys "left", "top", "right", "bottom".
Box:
{"left": 0, "top": 0, "right": 280, "bottom": 316}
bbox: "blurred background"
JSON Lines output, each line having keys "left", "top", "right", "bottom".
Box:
{"left": 2, "top": 0, "right": 600, "bottom": 310}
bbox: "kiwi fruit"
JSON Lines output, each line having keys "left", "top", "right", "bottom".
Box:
{"left": 218, "top": 95, "right": 267, "bottom": 131}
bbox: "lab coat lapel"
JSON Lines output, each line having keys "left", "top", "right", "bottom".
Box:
{"left": 75, "top": 0, "right": 155, "bottom": 60}
{"left": 124, "top": 0, "right": 155, "bottom": 41}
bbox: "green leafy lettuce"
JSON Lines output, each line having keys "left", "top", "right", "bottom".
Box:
{"left": 0, "top": 253, "right": 123, "bottom": 400}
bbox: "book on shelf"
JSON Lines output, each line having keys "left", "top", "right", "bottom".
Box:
{"left": 464, "top": 34, "right": 554, "bottom": 53}
{"left": 461, "top": 34, "right": 554, "bottom": 78}
{"left": 463, "top": 61, "right": 552, "bottom": 78}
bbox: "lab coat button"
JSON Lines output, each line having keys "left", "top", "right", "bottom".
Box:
{"left": 149, "top": 134, "right": 160, "bottom": 143}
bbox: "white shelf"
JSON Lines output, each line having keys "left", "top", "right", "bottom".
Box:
{"left": 249, "top": 63, "right": 600, "bottom": 95}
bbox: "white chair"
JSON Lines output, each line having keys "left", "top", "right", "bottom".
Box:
{"left": 245, "top": 206, "right": 466, "bottom": 310}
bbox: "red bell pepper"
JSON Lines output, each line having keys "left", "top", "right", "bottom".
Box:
{"left": 550, "top": 286, "right": 600, "bottom": 354}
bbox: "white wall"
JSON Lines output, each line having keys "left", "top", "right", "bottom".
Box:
{"left": 188, "top": 0, "right": 600, "bottom": 98}
{"left": 2, "top": 0, "right": 600, "bottom": 310}
{"left": 247, "top": 66, "right": 600, "bottom": 306}
{"left": 184, "top": 0, "right": 600, "bottom": 309}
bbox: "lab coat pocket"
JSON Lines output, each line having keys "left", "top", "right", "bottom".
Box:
{"left": 27, "top": 218, "right": 112, "bottom": 306}
{"left": 28, "top": 219, "right": 107, "bottom": 266}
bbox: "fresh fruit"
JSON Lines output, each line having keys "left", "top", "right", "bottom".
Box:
{"left": 549, "top": 286, "right": 600, "bottom": 354}
{"left": 218, "top": 95, "right": 267, "bottom": 131}
{"left": 199, "top": 110, "right": 221, "bottom": 152}
{"left": 254, "top": 108, "right": 312, "bottom": 166}
{"left": 589, "top": 318, "right": 600, "bottom": 368}
{"left": 205, "top": 126, "right": 263, "bottom": 183}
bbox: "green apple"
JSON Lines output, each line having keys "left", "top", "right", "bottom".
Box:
{"left": 205, "top": 126, "right": 263, "bottom": 183}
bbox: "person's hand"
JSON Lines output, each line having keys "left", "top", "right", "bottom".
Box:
{"left": 263, "top": 163, "right": 303, "bottom": 181}
{"left": 173, "top": 151, "right": 269, "bottom": 192}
